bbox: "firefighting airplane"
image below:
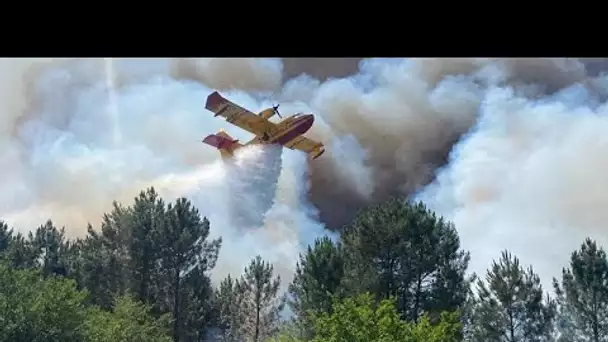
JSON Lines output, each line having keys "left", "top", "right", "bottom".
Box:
{"left": 202, "top": 91, "right": 325, "bottom": 160}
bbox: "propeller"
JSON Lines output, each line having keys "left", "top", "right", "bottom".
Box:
{"left": 272, "top": 104, "right": 282, "bottom": 118}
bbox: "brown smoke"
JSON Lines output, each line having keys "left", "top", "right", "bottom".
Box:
{"left": 280, "top": 58, "right": 597, "bottom": 229}
{"left": 275, "top": 58, "right": 608, "bottom": 286}
{"left": 3, "top": 58, "right": 608, "bottom": 286}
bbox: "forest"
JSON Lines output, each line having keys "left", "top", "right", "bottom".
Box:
{"left": 0, "top": 186, "right": 607, "bottom": 342}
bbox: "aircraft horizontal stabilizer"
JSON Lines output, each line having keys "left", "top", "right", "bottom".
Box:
{"left": 202, "top": 133, "right": 239, "bottom": 150}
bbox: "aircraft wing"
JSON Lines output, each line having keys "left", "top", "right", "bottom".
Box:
{"left": 205, "top": 91, "right": 275, "bottom": 136}
{"left": 284, "top": 135, "right": 326, "bottom": 159}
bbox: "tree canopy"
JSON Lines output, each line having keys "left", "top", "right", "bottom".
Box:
{"left": 0, "top": 188, "right": 606, "bottom": 341}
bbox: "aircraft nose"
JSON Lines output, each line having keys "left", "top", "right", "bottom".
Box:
{"left": 294, "top": 114, "right": 315, "bottom": 132}
{"left": 296, "top": 114, "right": 315, "bottom": 132}
{"left": 303, "top": 114, "right": 314, "bottom": 127}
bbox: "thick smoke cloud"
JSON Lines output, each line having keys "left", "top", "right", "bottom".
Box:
{"left": 283, "top": 58, "right": 593, "bottom": 228}
{"left": 280, "top": 57, "right": 608, "bottom": 286}
{"left": 0, "top": 58, "right": 322, "bottom": 285}
{"left": 417, "top": 80, "right": 608, "bottom": 286}
{"left": 2, "top": 57, "right": 608, "bottom": 288}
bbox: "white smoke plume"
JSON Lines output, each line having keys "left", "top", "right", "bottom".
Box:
{"left": 3, "top": 57, "right": 608, "bottom": 291}
{"left": 417, "top": 80, "right": 608, "bottom": 287}
{"left": 0, "top": 58, "right": 324, "bottom": 286}
{"left": 150, "top": 143, "right": 323, "bottom": 284}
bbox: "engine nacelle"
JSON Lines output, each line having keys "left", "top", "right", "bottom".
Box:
{"left": 258, "top": 108, "right": 276, "bottom": 119}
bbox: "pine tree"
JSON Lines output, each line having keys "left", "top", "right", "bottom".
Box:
{"left": 28, "top": 220, "right": 70, "bottom": 277}
{"left": 128, "top": 187, "right": 166, "bottom": 305}
{"left": 83, "top": 200, "right": 139, "bottom": 306}
{"left": 553, "top": 238, "right": 608, "bottom": 342}
{"left": 555, "top": 303, "right": 578, "bottom": 342}
{"left": 159, "top": 197, "right": 221, "bottom": 341}
{"left": 341, "top": 198, "right": 471, "bottom": 322}
{"left": 0, "top": 221, "right": 12, "bottom": 255}
{"left": 73, "top": 225, "right": 122, "bottom": 309}
{"left": 288, "top": 236, "right": 345, "bottom": 339}
{"left": 5, "top": 232, "right": 38, "bottom": 269}
{"left": 459, "top": 285, "right": 479, "bottom": 341}
{"left": 62, "top": 188, "right": 223, "bottom": 339}
{"left": 75, "top": 203, "right": 135, "bottom": 309}
{"left": 470, "top": 250, "right": 556, "bottom": 342}
{"left": 79, "top": 188, "right": 169, "bottom": 308}
{"left": 0, "top": 222, "right": 35, "bottom": 271}
{"left": 215, "top": 275, "right": 245, "bottom": 341}
{"left": 238, "top": 255, "right": 285, "bottom": 342}
{"left": 178, "top": 265, "right": 215, "bottom": 341}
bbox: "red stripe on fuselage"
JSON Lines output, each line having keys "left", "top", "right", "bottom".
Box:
{"left": 274, "top": 115, "right": 314, "bottom": 145}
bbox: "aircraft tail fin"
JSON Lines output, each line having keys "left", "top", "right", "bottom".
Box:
{"left": 202, "top": 130, "right": 243, "bottom": 159}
